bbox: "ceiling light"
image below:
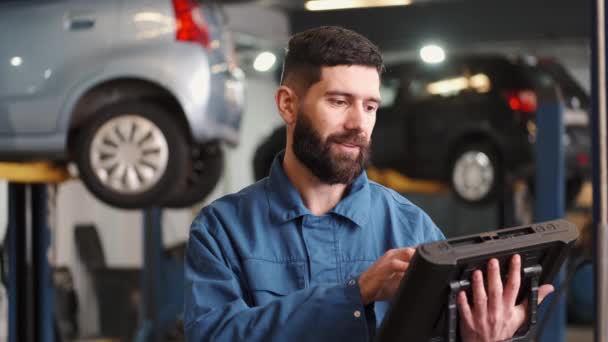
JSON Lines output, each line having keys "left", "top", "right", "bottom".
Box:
{"left": 253, "top": 52, "right": 276, "bottom": 72}
{"left": 10, "top": 56, "right": 22, "bottom": 67}
{"left": 419, "top": 45, "right": 445, "bottom": 64}
{"left": 305, "top": 0, "right": 411, "bottom": 11}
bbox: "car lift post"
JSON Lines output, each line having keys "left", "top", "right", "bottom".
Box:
{"left": 1, "top": 162, "right": 70, "bottom": 342}
{"left": 534, "top": 79, "right": 566, "bottom": 341}
{"left": 592, "top": 1, "right": 608, "bottom": 341}
{"left": 135, "top": 207, "right": 185, "bottom": 342}
{"left": 136, "top": 207, "right": 166, "bottom": 342}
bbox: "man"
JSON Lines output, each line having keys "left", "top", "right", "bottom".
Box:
{"left": 184, "top": 26, "right": 553, "bottom": 341}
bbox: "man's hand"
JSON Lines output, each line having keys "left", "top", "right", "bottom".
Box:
{"left": 358, "top": 247, "right": 416, "bottom": 305}
{"left": 457, "top": 254, "right": 554, "bottom": 342}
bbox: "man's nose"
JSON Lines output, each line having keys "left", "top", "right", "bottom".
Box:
{"left": 344, "top": 104, "right": 366, "bottom": 130}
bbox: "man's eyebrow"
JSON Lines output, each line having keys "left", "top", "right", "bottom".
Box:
{"left": 325, "top": 90, "right": 381, "bottom": 104}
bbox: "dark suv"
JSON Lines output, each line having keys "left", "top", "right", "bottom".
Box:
{"left": 253, "top": 54, "right": 590, "bottom": 205}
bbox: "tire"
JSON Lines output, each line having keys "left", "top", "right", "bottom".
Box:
{"left": 449, "top": 143, "right": 501, "bottom": 204}
{"left": 74, "top": 101, "right": 190, "bottom": 209}
{"left": 161, "top": 142, "right": 224, "bottom": 208}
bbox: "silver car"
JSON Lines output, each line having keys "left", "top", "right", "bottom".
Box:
{"left": 0, "top": 0, "right": 245, "bottom": 208}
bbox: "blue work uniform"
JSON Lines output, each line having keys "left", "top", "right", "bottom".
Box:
{"left": 184, "top": 153, "right": 445, "bottom": 341}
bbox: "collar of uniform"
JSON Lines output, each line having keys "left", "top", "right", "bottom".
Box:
{"left": 265, "top": 151, "right": 371, "bottom": 228}
{"left": 327, "top": 169, "right": 371, "bottom": 228}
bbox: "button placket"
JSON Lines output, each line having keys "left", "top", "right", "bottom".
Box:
{"left": 301, "top": 215, "right": 339, "bottom": 284}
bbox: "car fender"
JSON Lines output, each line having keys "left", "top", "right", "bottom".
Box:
{"left": 56, "top": 47, "right": 213, "bottom": 146}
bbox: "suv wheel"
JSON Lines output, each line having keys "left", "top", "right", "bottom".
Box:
{"left": 162, "top": 142, "right": 224, "bottom": 208}
{"left": 75, "top": 101, "right": 189, "bottom": 209}
{"left": 450, "top": 143, "right": 500, "bottom": 204}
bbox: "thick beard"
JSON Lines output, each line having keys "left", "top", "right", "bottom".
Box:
{"left": 292, "top": 112, "right": 370, "bottom": 185}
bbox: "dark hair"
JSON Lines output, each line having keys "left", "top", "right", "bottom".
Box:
{"left": 280, "top": 26, "right": 384, "bottom": 92}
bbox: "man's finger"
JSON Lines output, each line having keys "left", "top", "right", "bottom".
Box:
{"left": 386, "top": 271, "right": 406, "bottom": 291}
{"left": 457, "top": 291, "right": 475, "bottom": 329}
{"left": 390, "top": 247, "right": 416, "bottom": 262}
{"left": 471, "top": 270, "right": 488, "bottom": 320}
{"left": 388, "top": 259, "right": 409, "bottom": 273}
{"left": 504, "top": 254, "right": 522, "bottom": 307}
{"left": 538, "top": 284, "right": 555, "bottom": 304}
{"left": 487, "top": 258, "right": 503, "bottom": 316}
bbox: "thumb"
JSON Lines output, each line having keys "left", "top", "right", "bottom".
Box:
{"left": 537, "top": 284, "right": 555, "bottom": 304}
{"left": 514, "top": 284, "right": 555, "bottom": 323}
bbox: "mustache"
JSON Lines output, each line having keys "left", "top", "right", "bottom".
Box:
{"left": 327, "top": 130, "right": 368, "bottom": 147}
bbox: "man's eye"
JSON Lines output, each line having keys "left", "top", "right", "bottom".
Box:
{"left": 330, "top": 99, "right": 347, "bottom": 106}
{"left": 366, "top": 105, "right": 378, "bottom": 112}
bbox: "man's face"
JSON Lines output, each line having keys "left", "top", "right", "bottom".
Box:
{"left": 292, "top": 65, "right": 380, "bottom": 185}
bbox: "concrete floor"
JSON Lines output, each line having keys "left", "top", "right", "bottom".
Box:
{"left": 567, "top": 325, "right": 593, "bottom": 341}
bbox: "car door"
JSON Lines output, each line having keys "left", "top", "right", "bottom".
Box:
{"left": 371, "top": 70, "right": 405, "bottom": 169}
{"left": 0, "top": 0, "right": 119, "bottom": 136}
{"left": 402, "top": 60, "right": 494, "bottom": 180}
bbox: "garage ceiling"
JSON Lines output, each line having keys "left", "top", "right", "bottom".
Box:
{"left": 244, "top": 0, "right": 590, "bottom": 53}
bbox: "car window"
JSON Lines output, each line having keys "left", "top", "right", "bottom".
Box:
{"left": 402, "top": 63, "right": 492, "bottom": 101}
{"left": 535, "top": 62, "right": 590, "bottom": 109}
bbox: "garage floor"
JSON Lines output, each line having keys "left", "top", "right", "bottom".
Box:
{"left": 567, "top": 325, "right": 593, "bottom": 341}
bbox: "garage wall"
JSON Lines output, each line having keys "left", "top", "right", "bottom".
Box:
{"left": 223, "top": 74, "right": 284, "bottom": 193}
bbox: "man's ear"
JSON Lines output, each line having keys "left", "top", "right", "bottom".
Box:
{"left": 275, "top": 85, "right": 299, "bottom": 125}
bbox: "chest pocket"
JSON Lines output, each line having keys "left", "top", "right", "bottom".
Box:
{"left": 243, "top": 259, "right": 306, "bottom": 306}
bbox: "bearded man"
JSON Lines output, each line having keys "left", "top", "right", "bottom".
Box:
{"left": 184, "top": 26, "right": 552, "bottom": 342}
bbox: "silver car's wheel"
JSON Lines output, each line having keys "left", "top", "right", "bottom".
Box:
{"left": 90, "top": 115, "right": 169, "bottom": 194}
{"left": 451, "top": 149, "right": 496, "bottom": 202}
{"left": 75, "top": 101, "right": 189, "bottom": 209}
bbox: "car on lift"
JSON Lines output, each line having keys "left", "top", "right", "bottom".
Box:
{"left": 254, "top": 54, "right": 590, "bottom": 206}
{"left": 0, "top": 0, "right": 245, "bottom": 209}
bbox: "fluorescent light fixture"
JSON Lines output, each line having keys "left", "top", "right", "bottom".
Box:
{"left": 10, "top": 56, "right": 22, "bottom": 67}
{"left": 427, "top": 73, "right": 491, "bottom": 96}
{"left": 253, "top": 51, "right": 276, "bottom": 72}
{"left": 305, "top": 0, "right": 411, "bottom": 11}
{"left": 419, "top": 45, "right": 445, "bottom": 64}
{"left": 427, "top": 77, "right": 468, "bottom": 96}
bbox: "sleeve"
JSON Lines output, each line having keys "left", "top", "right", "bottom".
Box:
{"left": 420, "top": 210, "right": 446, "bottom": 242}
{"left": 184, "top": 213, "right": 373, "bottom": 342}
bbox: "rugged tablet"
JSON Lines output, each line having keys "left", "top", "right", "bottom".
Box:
{"left": 376, "top": 219, "right": 578, "bottom": 342}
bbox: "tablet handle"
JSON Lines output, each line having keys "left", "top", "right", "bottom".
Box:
{"left": 445, "top": 265, "right": 542, "bottom": 342}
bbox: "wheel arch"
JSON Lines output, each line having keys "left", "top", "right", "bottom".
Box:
{"left": 66, "top": 78, "right": 192, "bottom": 154}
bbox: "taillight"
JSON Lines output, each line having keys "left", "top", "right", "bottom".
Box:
{"left": 172, "top": 0, "right": 210, "bottom": 49}
{"left": 577, "top": 152, "right": 590, "bottom": 167}
{"left": 503, "top": 90, "right": 538, "bottom": 113}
